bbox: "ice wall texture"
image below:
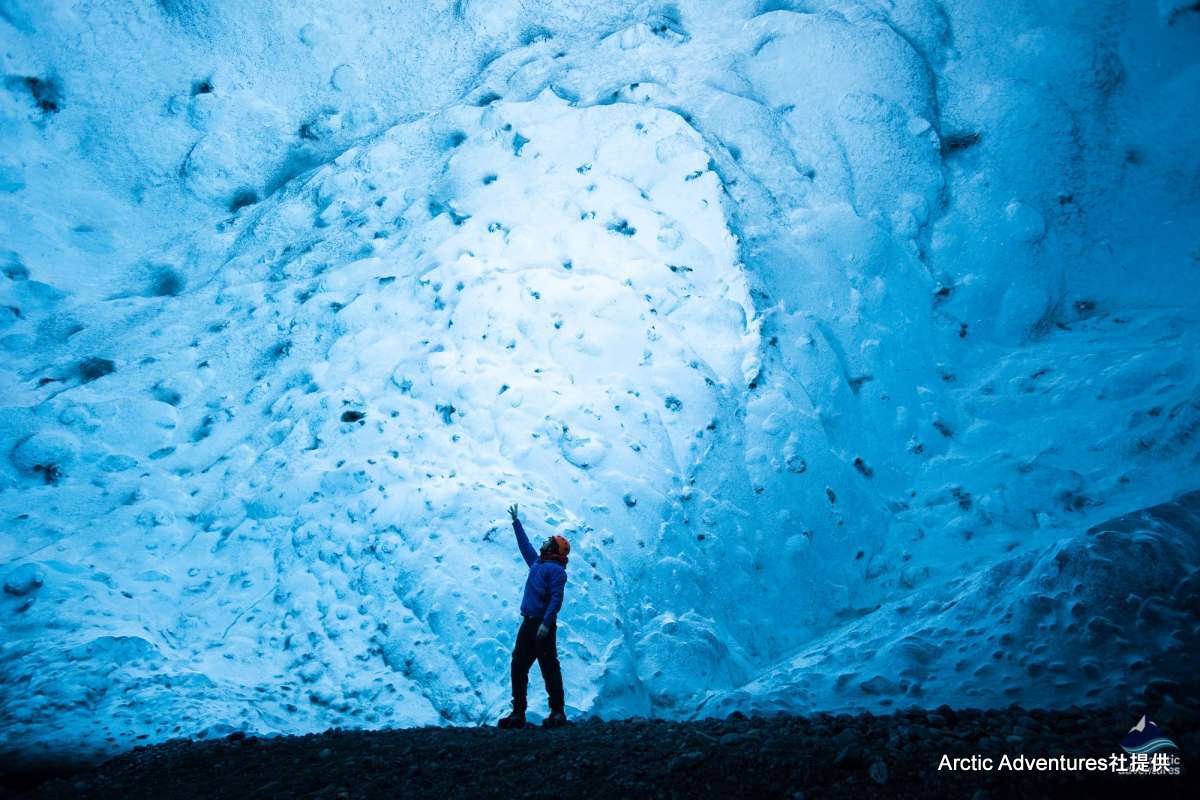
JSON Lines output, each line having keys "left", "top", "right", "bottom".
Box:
{"left": 1, "top": 0, "right": 1198, "bottom": 765}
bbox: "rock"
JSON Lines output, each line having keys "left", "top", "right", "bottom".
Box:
{"left": 868, "top": 759, "right": 888, "bottom": 785}
{"left": 834, "top": 747, "right": 865, "bottom": 769}
{"left": 832, "top": 729, "right": 861, "bottom": 749}
{"left": 667, "top": 750, "right": 704, "bottom": 772}
{"left": 319, "top": 747, "right": 333, "bottom": 759}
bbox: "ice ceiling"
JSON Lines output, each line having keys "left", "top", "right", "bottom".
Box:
{"left": 1, "top": 0, "right": 1197, "bottom": 766}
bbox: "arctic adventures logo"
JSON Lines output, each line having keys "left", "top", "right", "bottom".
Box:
{"left": 1120, "top": 715, "right": 1179, "bottom": 756}
{"left": 937, "top": 715, "right": 1183, "bottom": 777}
{"left": 1112, "top": 715, "right": 1182, "bottom": 776}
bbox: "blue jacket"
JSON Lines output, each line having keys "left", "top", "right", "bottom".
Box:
{"left": 514, "top": 520, "right": 567, "bottom": 625}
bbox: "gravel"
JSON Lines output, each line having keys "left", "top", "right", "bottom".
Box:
{"left": 3, "top": 704, "right": 1195, "bottom": 799}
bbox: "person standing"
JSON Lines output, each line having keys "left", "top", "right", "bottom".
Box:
{"left": 498, "top": 504, "right": 570, "bottom": 728}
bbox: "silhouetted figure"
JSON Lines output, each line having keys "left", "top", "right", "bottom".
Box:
{"left": 498, "top": 504, "right": 571, "bottom": 728}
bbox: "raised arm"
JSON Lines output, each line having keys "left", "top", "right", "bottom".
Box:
{"left": 509, "top": 504, "right": 536, "bottom": 566}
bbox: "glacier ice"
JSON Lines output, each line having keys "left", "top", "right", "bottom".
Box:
{"left": 0, "top": 0, "right": 1197, "bottom": 767}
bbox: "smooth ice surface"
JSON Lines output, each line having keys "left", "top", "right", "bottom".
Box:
{"left": 1, "top": 0, "right": 1197, "bottom": 764}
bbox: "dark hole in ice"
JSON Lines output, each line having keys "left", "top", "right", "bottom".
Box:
{"left": 940, "top": 131, "right": 981, "bottom": 156}
{"left": 266, "top": 340, "right": 291, "bottom": 361}
{"left": 664, "top": 395, "right": 683, "bottom": 412}
{"left": 191, "top": 416, "right": 214, "bottom": 442}
{"left": 445, "top": 131, "right": 467, "bottom": 149}
{"left": 191, "top": 79, "right": 213, "bottom": 96}
{"left": 150, "top": 265, "right": 185, "bottom": 297}
{"left": 607, "top": 219, "right": 636, "bottom": 237}
{"left": 341, "top": 410, "right": 365, "bottom": 423}
{"left": 848, "top": 375, "right": 872, "bottom": 393}
{"left": 649, "top": 3, "right": 686, "bottom": 37}
{"left": 429, "top": 199, "right": 469, "bottom": 224}
{"left": 2, "top": 254, "right": 29, "bottom": 281}
{"left": 77, "top": 357, "right": 116, "bottom": 383}
{"left": 853, "top": 457, "right": 874, "bottom": 478}
{"left": 1059, "top": 491, "right": 1093, "bottom": 512}
{"left": 298, "top": 120, "right": 320, "bottom": 141}
{"left": 152, "top": 385, "right": 182, "bottom": 405}
{"left": 228, "top": 188, "right": 259, "bottom": 213}
{"left": 5, "top": 75, "right": 62, "bottom": 115}
{"left": 952, "top": 487, "right": 972, "bottom": 510}
{"left": 512, "top": 133, "right": 530, "bottom": 156}
{"left": 475, "top": 91, "right": 501, "bottom": 107}
{"left": 32, "top": 463, "right": 63, "bottom": 485}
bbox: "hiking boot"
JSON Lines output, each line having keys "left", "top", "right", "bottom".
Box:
{"left": 498, "top": 710, "right": 526, "bottom": 729}
{"left": 542, "top": 709, "right": 569, "bottom": 728}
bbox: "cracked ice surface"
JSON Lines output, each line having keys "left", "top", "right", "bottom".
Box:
{"left": 0, "top": 0, "right": 1198, "bottom": 764}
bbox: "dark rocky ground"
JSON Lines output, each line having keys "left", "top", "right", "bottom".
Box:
{"left": 3, "top": 704, "right": 1196, "bottom": 799}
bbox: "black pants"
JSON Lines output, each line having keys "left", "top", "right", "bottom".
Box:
{"left": 511, "top": 615, "right": 564, "bottom": 713}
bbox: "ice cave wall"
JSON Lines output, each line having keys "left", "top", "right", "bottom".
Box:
{"left": 0, "top": 0, "right": 1197, "bottom": 765}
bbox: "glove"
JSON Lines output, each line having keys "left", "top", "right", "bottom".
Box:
{"left": 537, "top": 623, "right": 550, "bottom": 639}
{"left": 508, "top": 504, "right": 519, "bottom": 523}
